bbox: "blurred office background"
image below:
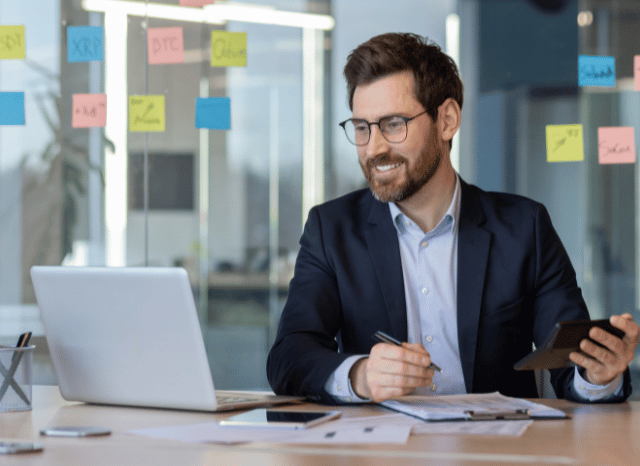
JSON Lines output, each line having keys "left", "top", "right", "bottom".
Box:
{"left": 1, "top": 0, "right": 639, "bottom": 396}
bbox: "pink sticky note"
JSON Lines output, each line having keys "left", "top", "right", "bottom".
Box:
{"left": 147, "top": 27, "right": 184, "bottom": 65}
{"left": 598, "top": 127, "right": 636, "bottom": 164}
{"left": 635, "top": 55, "right": 640, "bottom": 91}
{"left": 72, "top": 93, "right": 106, "bottom": 128}
{"left": 179, "top": 0, "right": 215, "bottom": 6}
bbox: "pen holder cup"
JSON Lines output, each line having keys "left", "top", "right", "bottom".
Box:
{"left": 0, "top": 345, "right": 34, "bottom": 412}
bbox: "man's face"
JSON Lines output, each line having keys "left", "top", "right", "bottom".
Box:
{"left": 352, "top": 70, "right": 442, "bottom": 203}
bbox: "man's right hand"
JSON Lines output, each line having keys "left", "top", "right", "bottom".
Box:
{"left": 349, "top": 342, "right": 434, "bottom": 402}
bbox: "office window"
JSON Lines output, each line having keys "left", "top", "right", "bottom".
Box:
{"left": 2, "top": 0, "right": 638, "bottom": 397}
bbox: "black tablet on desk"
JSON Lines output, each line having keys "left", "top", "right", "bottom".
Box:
{"left": 514, "top": 319, "right": 625, "bottom": 371}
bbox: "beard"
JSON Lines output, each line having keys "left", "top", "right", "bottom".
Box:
{"left": 360, "top": 132, "right": 442, "bottom": 203}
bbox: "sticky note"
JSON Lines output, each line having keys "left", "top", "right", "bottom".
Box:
{"left": 546, "top": 124, "right": 584, "bottom": 162}
{"left": 129, "top": 95, "right": 165, "bottom": 132}
{"left": 598, "top": 127, "right": 635, "bottom": 164}
{"left": 211, "top": 31, "right": 247, "bottom": 67}
{"left": 147, "top": 27, "right": 184, "bottom": 65}
{"left": 0, "top": 25, "right": 25, "bottom": 59}
{"left": 180, "top": 0, "right": 215, "bottom": 6}
{"left": 578, "top": 55, "right": 615, "bottom": 87}
{"left": 67, "top": 26, "right": 104, "bottom": 62}
{"left": 72, "top": 94, "right": 107, "bottom": 128}
{"left": 0, "top": 92, "right": 25, "bottom": 125}
{"left": 196, "top": 97, "right": 231, "bottom": 130}
{"left": 634, "top": 55, "right": 640, "bottom": 92}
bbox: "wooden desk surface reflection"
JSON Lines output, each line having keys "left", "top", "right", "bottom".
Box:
{"left": 0, "top": 386, "right": 638, "bottom": 466}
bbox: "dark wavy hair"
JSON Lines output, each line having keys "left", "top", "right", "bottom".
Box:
{"left": 344, "top": 33, "right": 464, "bottom": 123}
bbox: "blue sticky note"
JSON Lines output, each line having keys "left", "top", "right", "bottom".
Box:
{"left": 67, "top": 26, "right": 104, "bottom": 62}
{"left": 196, "top": 97, "right": 231, "bottom": 130}
{"left": 578, "top": 55, "right": 615, "bottom": 87}
{"left": 0, "top": 92, "right": 25, "bottom": 125}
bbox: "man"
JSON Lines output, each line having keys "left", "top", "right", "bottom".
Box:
{"left": 267, "top": 33, "right": 639, "bottom": 404}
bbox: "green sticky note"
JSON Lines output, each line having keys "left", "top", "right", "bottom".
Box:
{"left": 211, "top": 31, "right": 246, "bottom": 67}
{"left": 546, "top": 124, "right": 584, "bottom": 162}
{"left": 129, "top": 95, "right": 165, "bottom": 132}
{"left": 0, "top": 25, "right": 26, "bottom": 60}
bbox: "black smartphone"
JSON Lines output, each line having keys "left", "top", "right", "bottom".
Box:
{"left": 514, "top": 319, "right": 626, "bottom": 370}
{"left": 219, "top": 409, "right": 341, "bottom": 429}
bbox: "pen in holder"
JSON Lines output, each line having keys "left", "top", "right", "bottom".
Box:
{"left": 0, "top": 345, "right": 34, "bottom": 412}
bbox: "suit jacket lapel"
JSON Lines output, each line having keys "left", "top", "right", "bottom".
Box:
{"left": 457, "top": 181, "right": 491, "bottom": 393}
{"left": 364, "top": 195, "right": 408, "bottom": 342}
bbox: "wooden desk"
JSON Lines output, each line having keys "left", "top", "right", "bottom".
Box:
{"left": 1, "top": 386, "right": 638, "bottom": 465}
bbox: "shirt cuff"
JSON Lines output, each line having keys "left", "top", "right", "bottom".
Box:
{"left": 572, "top": 367, "right": 624, "bottom": 402}
{"left": 323, "top": 355, "right": 370, "bottom": 403}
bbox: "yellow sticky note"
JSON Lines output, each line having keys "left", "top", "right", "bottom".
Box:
{"left": 211, "top": 31, "right": 246, "bottom": 67}
{"left": 0, "top": 25, "right": 26, "bottom": 60}
{"left": 545, "top": 124, "right": 584, "bottom": 162}
{"left": 129, "top": 95, "right": 165, "bottom": 132}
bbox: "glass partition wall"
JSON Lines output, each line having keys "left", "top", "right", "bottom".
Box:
{"left": 1, "top": 0, "right": 332, "bottom": 389}
{"left": 3, "top": 0, "right": 640, "bottom": 397}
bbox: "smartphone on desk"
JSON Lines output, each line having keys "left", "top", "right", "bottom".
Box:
{"left": 220, "top": 409, "right": 341, "bottom": 429}
{"left": 0, "top": 442, "right": 43, "bottom": 454}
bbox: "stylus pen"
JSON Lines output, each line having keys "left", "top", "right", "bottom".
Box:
{"left": 373, "top": 330, "right": 442, "bottom": 373}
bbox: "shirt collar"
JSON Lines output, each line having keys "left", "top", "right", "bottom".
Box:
{"left": 389, "top": 173, "right": 461, "bottom": 236}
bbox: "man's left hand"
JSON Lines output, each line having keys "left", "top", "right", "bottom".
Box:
{"left": 569, "top": 313, "right": 640, "bottom": 385}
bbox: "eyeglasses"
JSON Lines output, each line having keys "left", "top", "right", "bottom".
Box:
{"left": 339, "top": 110, "right": 428, "bottom": 146}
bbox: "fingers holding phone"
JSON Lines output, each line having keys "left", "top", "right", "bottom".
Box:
{"left": 570, "top": 314, "right": 640, "bottom": 385}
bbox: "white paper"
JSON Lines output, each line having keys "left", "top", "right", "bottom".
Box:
{"left": 271, "top": 424, "right": 411, "bottom": 444}
{"left": 128, "top": 420, "right": 410, "bottom": 445}
{"left": 335, "top": 411, "right": 532, "bottom": 437}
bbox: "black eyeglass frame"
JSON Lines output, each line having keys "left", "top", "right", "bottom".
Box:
{"left": 338, "top": 110, "right": 429, "bottom": 146}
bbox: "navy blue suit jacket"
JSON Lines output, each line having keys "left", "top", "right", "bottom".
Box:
{"left": 267, "top": 180, "right": 631, "bottom": 404}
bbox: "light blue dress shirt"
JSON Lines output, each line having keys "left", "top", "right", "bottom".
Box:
{"left": 325, "top": 175, "right": 622, "bottom": 402}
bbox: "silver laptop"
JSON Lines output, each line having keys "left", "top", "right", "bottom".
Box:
{"left": 30, "top": 266, "right": 300, "bottom": 412}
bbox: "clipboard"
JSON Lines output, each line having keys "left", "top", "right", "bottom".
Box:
{"left": 514, "top": 319, "right": 625, "bottom": 371}
{"left": 379, "top": 398, "right": 568, "bottom": 422}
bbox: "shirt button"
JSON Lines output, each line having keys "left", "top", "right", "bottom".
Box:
{"left": 346, "top": 397, "right": 352, "bottom": 402}
{"left": 425, "top": 335, "right": 433, "bottom": 343}
{"left": 421, "top": 241, "right": 428, "bottom": 248}
{"left": 337, "top": 385, "right": 342, "bottom": 392}
{"left": 430, "top": 383, "right": 437, "bottom": 391}
{"left": 422, "top": 287, "right": 429, "bottom": 295}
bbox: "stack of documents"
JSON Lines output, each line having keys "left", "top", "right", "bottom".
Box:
{"left": 381, "top": 392, "right": 567, "bottom": 421}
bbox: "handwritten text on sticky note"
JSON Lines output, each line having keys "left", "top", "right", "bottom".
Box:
{"left": 0, "top": 25, "right": 25, "bottom": 59}
{"left": 129, "top": 95, "right": 165, "bottom": 132}
{"left": 546, "top": 124, "right": 584, "bottom": 162}
{"left": 211, "top": 31, "right": 246, "bottom": 67}
{"left": 598, "top": 127, "right": 635, "bottom": 164}
{"left": 72, "top": 94, "right": 107, "bottom": 128}
{"left": 147, "top": 27, "right": 184, "bottom": 65}
{"left": 67, "top": 26, "right": 104, "bottom": 62}
{"left": 578, "top": 55, "right": 615, "bottom": 87}
{"left": 196, "top": 97, "right": 231, "bottom": 130}
{"left": 180, "top": 0, "right": 215, "bottom": 6}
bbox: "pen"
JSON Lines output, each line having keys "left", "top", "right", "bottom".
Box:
{"left": 0, "top": 332, "right": 33, "bottom": 403}
{"left": 373, "top": 330, "right": 442, "bottom": 373}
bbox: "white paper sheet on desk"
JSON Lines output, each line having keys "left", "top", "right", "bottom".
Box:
{"left": 337, "top": 412, "right": 532, "bottom": 436}
{"left": 127, "top": 421, "right": 411, "bottom": 445}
